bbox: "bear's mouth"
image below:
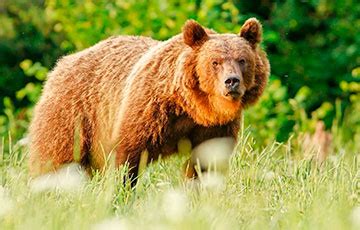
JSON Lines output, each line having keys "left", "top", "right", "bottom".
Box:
{"left": 225, "top": 90, "right": 243, "bottom": 100}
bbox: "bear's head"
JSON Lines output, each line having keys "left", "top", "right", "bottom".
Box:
{"left": 181, "top": 18, "right": 269, "bottom": 125}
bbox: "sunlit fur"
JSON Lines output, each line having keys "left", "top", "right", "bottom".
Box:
{"left": 28, "top": 18, "right": 270, "bottom": 178}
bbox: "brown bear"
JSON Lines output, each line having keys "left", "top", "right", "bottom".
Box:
{"left": 28, "top": 18, "right": 270, "bottom": 182}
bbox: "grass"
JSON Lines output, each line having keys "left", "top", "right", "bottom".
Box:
{"left": 0, "top": 128, "right": 359, "bottom": 230}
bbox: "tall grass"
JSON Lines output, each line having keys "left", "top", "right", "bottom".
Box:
{"left": 0, "top": 127, "right": 359, "bottom": 230}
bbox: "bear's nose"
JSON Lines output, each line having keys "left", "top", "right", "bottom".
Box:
{"left": 224, "top": 76, "right": 240, "bottom": 89}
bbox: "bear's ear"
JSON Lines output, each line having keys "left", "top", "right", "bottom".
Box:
{"left": 183, "top": 20, "right": 209, "bottom": 48}
{"left": 240, "top": 18, "right": 262, "bottom": 48}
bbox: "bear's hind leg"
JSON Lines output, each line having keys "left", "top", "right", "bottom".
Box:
{"left": 28, "top": 99, "right": 90, "bottom": 177}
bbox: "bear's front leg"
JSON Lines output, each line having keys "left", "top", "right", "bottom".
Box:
{"left": 113, "top": 120, "right": 151, "bottom": 187}
{"left": 113, "top": 99, "right": 171, "bottom": 186}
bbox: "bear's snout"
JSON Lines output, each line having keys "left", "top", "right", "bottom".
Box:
{"left": 224, "top": 76, "right": 242, "bottom": 99}
{"left": 224, "top": 76, "right": 240, "bottom": 89}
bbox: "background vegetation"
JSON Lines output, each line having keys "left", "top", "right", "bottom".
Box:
{"left": 0, "top": 1, "right": 359, "bottom": 229}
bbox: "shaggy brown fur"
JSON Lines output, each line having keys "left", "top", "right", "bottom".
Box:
{"left": 29, "top": 18, "right": 270, "bottom": 181}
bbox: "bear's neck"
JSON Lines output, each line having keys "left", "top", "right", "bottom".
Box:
{"left": 173, "top": 85, "right": 243, "bottom": 127}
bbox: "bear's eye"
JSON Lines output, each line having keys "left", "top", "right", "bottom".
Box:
{"left": 238, "top": 59, "right": 246, "bottom": 65}
{"left": 212, "top": 61, "right": 219, "bottom": 67}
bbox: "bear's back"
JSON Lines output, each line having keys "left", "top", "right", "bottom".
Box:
{"left": 45, "top": 35, "right": 159, "bottom": 91}
{"left": 40, "top": 35, "right": 160, "bottom": 111}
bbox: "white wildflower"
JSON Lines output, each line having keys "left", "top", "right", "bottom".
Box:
{"left": 93, "top": 217, "right": 130, "bottom": 230}
{"left": 0, "top": 186, "right": 14, "bottom": 218}
{"left": 200, "top": 172, "right": 226, "bottom": 192}
{"left": 17, "top": 136, "right": 29, "bottom": 147}
{"left": 191, "top": 137, "right": 235, "bottom": 173}
{"left": 162, "top": 189, "right": 188, "bottom": 221}
{"left": 350, "top": 206, "right": 360, "bottom": 228}
{"left": 30, "top": 163, "right": 89, "bottom": 193}
{"left": 264, "top": 171, "right": 276, "bottom": 181}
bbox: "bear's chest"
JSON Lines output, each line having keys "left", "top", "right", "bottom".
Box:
{"left": 146, "top": 114, "right": 196, "bottom": 158}
{"left": 169, "top": 114, "right": 197, "bottom": 136}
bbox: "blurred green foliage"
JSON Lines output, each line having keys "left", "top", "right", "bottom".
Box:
{"left": 0, "top": 0, "right": 359, "bottom": 144}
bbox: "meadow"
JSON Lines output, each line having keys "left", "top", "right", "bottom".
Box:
{"left": 0, "top": 124, "right": 359, "bottom": 229}
{"left": 0, "top": 1, "right": 359, "bottom": 229}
